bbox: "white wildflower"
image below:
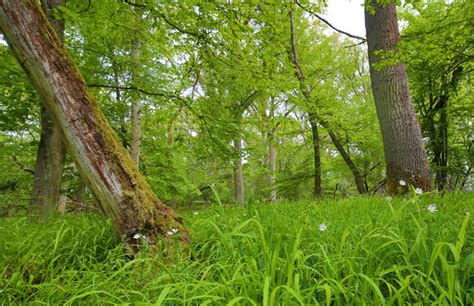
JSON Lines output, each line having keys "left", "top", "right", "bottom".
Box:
{"left": 319, "top": 224, "right": 328, "bottom": 232}
{"left": 133, "top": 233, "right": 141, "bottom": 240}
{"left": 166, "top": 228, "right": 179, "bottom": 236}
{"left": 426, "top": 204, "right": 437, "bottom": 213}
{"left": 415, "top": 188, "right": 423, "bottom": 195}
{"left": 385, "top": 196, "right": 392, "bottom": 202}
{"left": 465, "top": 210, "right": 470, "bottom": 216}
{"left": 193, "top": 212, "right": 199, "bottom": 215}
{"left": 399, "top": 180, "right": 406, "bottom": 186}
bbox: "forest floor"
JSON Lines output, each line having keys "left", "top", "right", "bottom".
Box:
{"left": 1, "top": 193, "right": 473, "bottom": 304}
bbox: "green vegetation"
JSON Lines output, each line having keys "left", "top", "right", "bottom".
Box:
{"left": 2, "top": 194, "right": 472, "bottom": 304}
{"left": 1, "top": 1, "right": 472, "bottom": 304}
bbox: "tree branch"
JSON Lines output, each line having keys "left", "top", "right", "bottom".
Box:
{"left": 11, "top": 155, "right": 35, "bottom": 175}
{"left": 294, "top": 0, "right": 366, "bottom": 42}
{"left": 121, "top": 0, "right": 146, "bottom": 8}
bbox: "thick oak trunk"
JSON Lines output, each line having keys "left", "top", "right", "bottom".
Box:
{"left": 30, "top": 0, "right": 66, "bottom": 214}
{"left": 0, "top": 0, "right": 188, "bottom": 250}
{"left": 365, "top": 1, "right": 432, "bottom": 194}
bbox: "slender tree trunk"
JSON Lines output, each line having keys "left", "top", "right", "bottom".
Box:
{"left": 365, "top": 1, "right": 432, "bottom": 194}
{"left": 320, "top": 121, "right": 367, "bottom": 194}
{"left": 289, "top": 10, "right": 322, "bottom": 198}
{"left": 75, "top": 182, "right": 87, "bottom": 205}
{"left": 290, "top": 10, "right": 365, "bottom": 196}
{"left": 0, "top": 0, "right": 188, "bottom": 251}
{"left": 309, "top": 116, "right": 322, "bottom": 197}
{"left": 30, "top": 0, "right": 66, "bottom": 214}
{"left": 234, "top": 137, "right": 245, "bottom": 206}
{"left": 266, "top": 100, "right": 277, "bottom": 202}
{"left": 130, "top": 10, "right": 143, "bottom": 166}
{"left": 433, "top": 96, "right": 449, "bottom": 191}
{"left": 268, "top": 133, "right": 277, "bottom": 202}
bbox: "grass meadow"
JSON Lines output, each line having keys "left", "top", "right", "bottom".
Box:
{"left": 1, "top": 193, "right": 473, "bottom": 304}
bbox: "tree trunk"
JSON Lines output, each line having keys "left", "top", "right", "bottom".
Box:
{"left": 31, "top": 106, "right": 67, "bottom": 214}
{"left": 320, "top": 121, "right": 367, "bottom": 194}
{"left": 266, "top": 100, "right": 277, "bottom": 202}
{"left": 75, "top": 182, "right": 87, "bottom": 205}
{"left": 234, "top": 137, "right": 245, "bottom": 206}
{"left": 433, "top": 96, "right": 449, "bottom": 191}
{"left": 309, "top": 116, "right": 322, "bottom": 197}
{"left": 290, "top": 10, "right": 365, "bottom": 197}
{"left": 365, "top": 1, "right": 432, "bottom": 194}
{"left": 268, "top": 133, "right": 277, "bottom": 202}
{"left": 0, "top": 0, "right": 188, "bottom": 251}
{"left": 30, "top": 0, "right": 66, "bottom": 215}
{"left": 289, "top": 10, "right": 322, "bottom": 198}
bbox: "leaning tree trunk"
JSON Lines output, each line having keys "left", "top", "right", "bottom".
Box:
{"left": 365, "top": 1, "right": 432, "bottom": 194}
{"left": 0, "top": 0, "right": 188, "bottom": 251}
{"left": 30, "top": 0, "right": 67, "bottom": 215}
{"left": 320, "top": 121, "right": 367, "bottom": 194}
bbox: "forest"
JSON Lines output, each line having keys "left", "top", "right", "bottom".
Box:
{"left": 0, "top": 0, "right": 472, "bottom": 304}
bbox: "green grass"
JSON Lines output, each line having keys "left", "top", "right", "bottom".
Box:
{"left": 1, "top": 193, "right": 473, "bottom": 305}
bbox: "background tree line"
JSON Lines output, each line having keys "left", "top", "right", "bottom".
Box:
{"left": 0, "top": 0, "right": 472, "bottom": 247}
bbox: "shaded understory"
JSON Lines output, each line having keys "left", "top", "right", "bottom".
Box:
{"left": 1, "top": 193, "right": 473, "bottom": 304}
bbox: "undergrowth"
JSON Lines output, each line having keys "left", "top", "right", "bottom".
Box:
{"left": 1, "top": 193, "right": 473, "bottom": 304}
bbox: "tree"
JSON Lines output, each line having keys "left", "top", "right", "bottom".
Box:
{"left": 289, "top": 8, "right": 368, "bottom": 196}
{"left": 401, "top": 0, "right": 473, "bottom": 191}
{"left": 365, "top": 0, "right": 432, "bottom": 194}
{"left": 30, "top": 0, "right": 66, "bottom": 215}
{"left": 0, "top": 0, "right": 188, "bottom": 251}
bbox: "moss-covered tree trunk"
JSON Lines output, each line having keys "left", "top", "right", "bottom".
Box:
{"left": 0, "top": 0, "right": 188, "bottom": 250}
{"left": 365, "top": 1, "right": 432, "bottom": 194}
{"left": 30, "top": 0, "right": 66, "bottom": 215}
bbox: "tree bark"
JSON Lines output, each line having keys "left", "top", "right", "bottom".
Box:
{"left": 30, "top": 0, "right": 67, "bottom": 215}
{"left": 0, "top": 0, "right": 188, "bottom": 251}
{"left": 365, "top": 1, "right": 432, "bottom": 194}
{"left": 234, "top": 137, "right": 245, "bottom": 206}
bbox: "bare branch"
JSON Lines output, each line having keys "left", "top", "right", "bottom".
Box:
{"left": 11, "top": 155, "right": 35, "bottom": 175}
{"left": 295, "top": 0, "right": 366, "bottom": 42}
